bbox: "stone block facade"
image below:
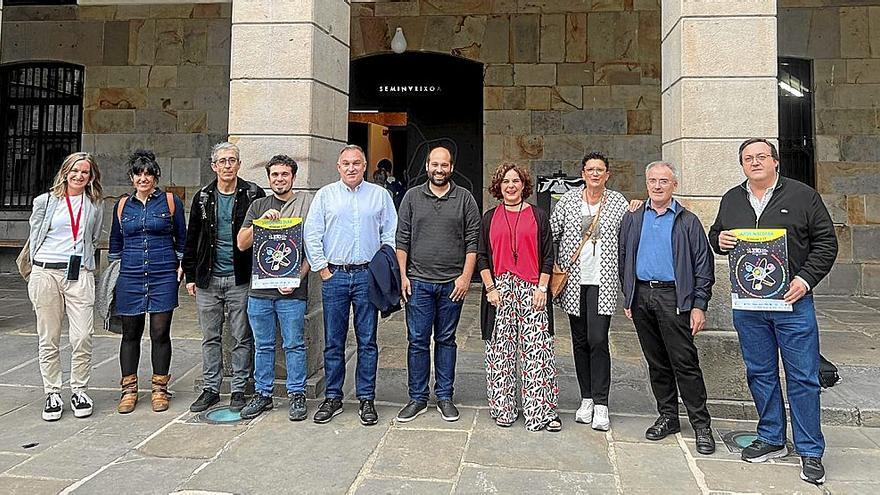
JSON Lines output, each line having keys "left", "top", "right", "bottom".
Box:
{"left": 0, "top": 3, "right": 231, "bottom": 213}
{"left": 779, "top": 1, "right": 880, "bottom": 295}
{"left": 351, "top": 0, "right": 663, "bottom": 201}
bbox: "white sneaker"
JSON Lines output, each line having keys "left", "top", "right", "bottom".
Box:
{"left": 42, "top": 393, "right": 63, "bottom": 421}
{"left": 71, "top": 391, "right": 94, "bottom": 418}
{"left": 575, "top": 398, "right": 594, "bottom": 424}
{"left": 591, "top": 404, "right": 610, "bottom": 431}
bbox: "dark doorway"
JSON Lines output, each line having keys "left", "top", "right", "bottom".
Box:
{"left": 778, "top": 57, "right": 815, "bottom": 188}
{"left": 349, "top": 52, "right": 484, "bottom": 209}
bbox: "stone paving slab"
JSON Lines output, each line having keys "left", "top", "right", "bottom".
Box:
{"left": 0, "top": 452, "right": 28, "bottom": 472}
{"left": 69, "top": 451, "right": 204, "bottom": 495}
{"left": 615, "top": 442, "right": 700, "bottom": 494}
{"left": 697, "top": 459, "right": 819, "bottom": 494}
{"left": 371, "top": 429, "right": 468, "bottom": 480}
{"left": 179, "top": 402, "right": 392, "bottom": 494}
{"left": 455, "top": 465, "right": 617, "bottom": 494}
{"left": 463, "top": 409, "right": 612, "bottom": 473}
{"left": 355, "top": 477, "right": 453, "bottom": 495}
{"left": 138, "top": 422, "right": 249, "bottom": 459}
{"left": 6, "top": 426, "right": 145, "bottom": 480}
{"left": 0, "top": 475, "right": 74, "bottom": 495}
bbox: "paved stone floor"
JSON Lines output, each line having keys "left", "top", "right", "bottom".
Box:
{"left": 1, "top": 274, "right": 879, "bottom": 494}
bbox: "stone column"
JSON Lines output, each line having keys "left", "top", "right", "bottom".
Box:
{"left": 226, "top": 0, "right": 350, "bottom": 397}
{"left": 661, "top": 1, "right": 779, "bottom": 404}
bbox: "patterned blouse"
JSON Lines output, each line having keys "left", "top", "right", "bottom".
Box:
{"left": 550, "top": 188, "right": 629, "bottom": 316}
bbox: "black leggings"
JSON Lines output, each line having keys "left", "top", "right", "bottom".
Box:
{"left": 120, "top": 311, "right": 173, "bottom": 376}
{"left": 567, "top": 285, "right": 612, "bottom": 405}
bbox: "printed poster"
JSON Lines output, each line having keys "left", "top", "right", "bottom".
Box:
{"left": 729, "top": 229, "right": 792, "bottom": 312}
{"left": 251, "top": 217, "right": 303, "bottom": 289}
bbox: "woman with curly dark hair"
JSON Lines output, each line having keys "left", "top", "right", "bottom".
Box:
{"left": 476, "top": 162, "right": 560, "bottom": 432}
{"left": 109, "top": 150, "right": 186, "bottom": 414}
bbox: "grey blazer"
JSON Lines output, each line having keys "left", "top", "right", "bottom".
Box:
{"left": 28, "top": 192, "right": 104, "bottom": 271}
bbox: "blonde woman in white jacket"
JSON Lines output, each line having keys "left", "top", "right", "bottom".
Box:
{"left": 550, "top": 152, "right": 632, "bottom": 431}
{"left": 27, "top": 152, "right": 104, "bottom": 421}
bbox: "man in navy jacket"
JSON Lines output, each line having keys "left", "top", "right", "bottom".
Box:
{"left": 619, "top": 160, "right": 716, "bottom": 455}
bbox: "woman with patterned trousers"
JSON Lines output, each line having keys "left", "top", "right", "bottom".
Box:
{"left": 109, "top": 150, "right": 186, "bottom": 414}
{"left": 550, "top": 151, "right": 631, "bottom": 431}
{"left": 27, "top": 152, "right": 104, "bottom": 421}
{"left": 477, "top": 162, "right": 560, "bottom": 432}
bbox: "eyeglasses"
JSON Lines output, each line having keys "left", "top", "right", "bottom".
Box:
{"left": 742, "top": 154, "right": 774, "bottom": 165}
{"left": 584, "top": 168, "right": 607, "bottom": 176}
{"left": 214, "top": 157, "right": 239, "bottom": 167}
{"left": 647, "top": 178, "right": 673, "bottom": 187}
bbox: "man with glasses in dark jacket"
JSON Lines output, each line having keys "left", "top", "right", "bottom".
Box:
{"left": 709, "top": 138, "right": 837, "bottom": 486}
{"left": 183, "top": 142, "right": 265, "bottom": 413}
{"left": 619, "top": 160, "right": 716, "bottom": 455}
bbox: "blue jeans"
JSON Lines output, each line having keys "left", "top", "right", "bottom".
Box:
{"left": 247, "top": 297, "right": 307, "bottom": 396}
{"left": 322, "top": 268, "right": 378, "bottom": 400}
{"left": 732, "top": 295, "right": 824, "bottom": 457}
{"left": 405, "top": 279, "right": 463, "bottom": 402}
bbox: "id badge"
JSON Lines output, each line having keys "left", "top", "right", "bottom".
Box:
{"left": 67, "top": 255, "right": 82, "bottom": 281}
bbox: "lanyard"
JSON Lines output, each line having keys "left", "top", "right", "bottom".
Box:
{"left": 65, "top": 194, "right": 84, "bottom": 242}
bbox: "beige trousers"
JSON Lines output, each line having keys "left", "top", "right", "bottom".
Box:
{"left": 27, "top": 265, "right": 95, "bottom": 393}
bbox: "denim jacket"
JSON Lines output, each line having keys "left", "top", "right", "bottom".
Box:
{"left": 28, "top": 192, "right": 104, "bottom": 271}
{"left": 108, "top": 188, "right": 186, "bottom": 265}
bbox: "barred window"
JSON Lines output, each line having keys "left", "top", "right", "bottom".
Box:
{"left": 0, "top": 62, "right": 84, "bottom": 210}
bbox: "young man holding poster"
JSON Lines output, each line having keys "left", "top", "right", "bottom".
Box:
{"left": 237, "top": 155, "right": 312, "bottom": 421}
{"left": 709, "top": 138, "right": 838, "bottom": 485}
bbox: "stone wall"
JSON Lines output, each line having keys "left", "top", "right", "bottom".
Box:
{"left": 351, "top": 0, "right": 663, "bottom": 201}
{"left": 779, "top": 1, "right": 880, "bottom": 296}
{"left": 0, "top": 3, "right": 231, "bottom": 230}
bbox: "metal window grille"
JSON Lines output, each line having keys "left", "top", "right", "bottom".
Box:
{"left": 778, "top": 57, "right": 815, "bottom": 188}
{"left": 0, "top": 63, "right": 84, "bottom": 210}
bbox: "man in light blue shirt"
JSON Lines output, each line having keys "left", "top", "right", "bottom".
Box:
{"left": 304, "top": 144, "right": 397, "bottom": 426}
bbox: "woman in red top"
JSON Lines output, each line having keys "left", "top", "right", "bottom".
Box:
{"left": 477, "top": 162, "right": 560, "bottom": 432}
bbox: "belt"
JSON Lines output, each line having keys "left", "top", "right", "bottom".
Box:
{"left": 637, "top": 280, "right": 675, "bottom": 289}
{"left": 33, "top": 261, "right": 71, "bottom": 270}
{"left": 328, "top": 263, "right": 370, "bottom": 272}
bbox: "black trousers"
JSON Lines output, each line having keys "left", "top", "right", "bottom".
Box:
{"left": 631, "top": 284, "right": 711, "bottom": 428}
{"left": 567, "top": 285, "right": 612, "bottom": 405}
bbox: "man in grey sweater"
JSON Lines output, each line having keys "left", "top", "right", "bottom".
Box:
{"left": 395, "top": 146, "right": 481, "bottom": 423}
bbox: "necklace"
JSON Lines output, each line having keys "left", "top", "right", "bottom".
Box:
{"left": 503, "top": 202, "right": 524, "bottom": 264}
{"left": 503, "top": 200, "right": 523, "bottom": 207}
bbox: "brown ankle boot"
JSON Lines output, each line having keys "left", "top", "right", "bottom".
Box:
{"left": 117, "top": 375, "right": 138, "bottom": 414}
{"left": 151, "top": 374, "right": 171, "bottom": 412}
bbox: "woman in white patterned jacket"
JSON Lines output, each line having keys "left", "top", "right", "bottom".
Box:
{"left": 550, "top": 151, "right": 635, "bottom": 432}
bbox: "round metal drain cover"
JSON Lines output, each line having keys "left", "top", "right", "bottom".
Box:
{"left": 729, "top": 432, "right": 758, "bottom": 449}
{"left": 198, "top": 406, "right": 244, "bottom": 424}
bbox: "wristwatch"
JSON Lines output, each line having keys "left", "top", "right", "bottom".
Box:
{"left": 537, "top": 285, "right": 548, "bottom": 293}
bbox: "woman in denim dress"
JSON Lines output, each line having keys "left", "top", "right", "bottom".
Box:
{"left": 109, "top": 150, "right": 186, "bottom": 414}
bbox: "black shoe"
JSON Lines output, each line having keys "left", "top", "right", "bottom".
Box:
{"left": 741, "top": 439, "right": 788, "bottom": 463}
{"left": 645, "top": 416, "right": 681, "bottom": 441}
{"left": 800, "top": 456, "right": 825, "bottom": 485}
{"left": 229, "top": 392, "right": 247, "bottom": 412}
{"left": 359, "top": 400, "right": 378, "bottom": 426}
{"left": 42, "top": 393, "right": 63, "bottom": 422}
{"left": 288, "top": 393, "right": 307, "bottom": 422}
{"left": 436, "top": 400, "right": 460, "bottom": 422}
{"left": 190, "top": 389, "right": 220, "bottom": 413}
{"left": 695, "top": 427, "right": 716, "bottom": 455}
{"left": 71, "top": 391, "right": 94, "bottom": 419}
{"left": 396, "top": 400, "right": 427, "bottom": 423}
{"left": 313, "top": 398, "right": 343, "bottom": 424}
{"left": 239, "top": 394, "right": 273, "bottom": 419}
